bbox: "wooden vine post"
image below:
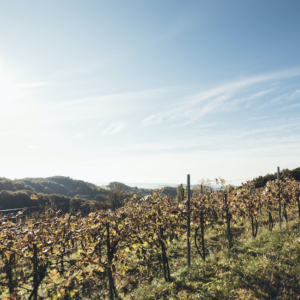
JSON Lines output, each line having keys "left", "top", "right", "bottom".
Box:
{"left": 278, "top": 167, "right": 281, "bottom": 230}
{"left": 187, "top": 174, "right": 191, "bottom": 266}
{"left": 159, "top": 226, "right": 171, "bottom": 282}
{"left": 250, "top": 182, "right": 258, "bottom": 238}
{"left": 33, "top": 244, "right": 38, "bottom": 300}
{"left": 106, "top": 222, "right": 115, "bottom": 300}
{"left": 200, "top": 184, "right": 205, "bottom": 260}
{"left": 6, "top": 252, "right": 14, "bottom": 295}
{"left": 224, "top": 192, "right": 232, "bottom": 249}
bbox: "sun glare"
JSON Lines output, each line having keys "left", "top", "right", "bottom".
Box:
{"left": 0, "top": 68, "right": 22, "bottom": 117}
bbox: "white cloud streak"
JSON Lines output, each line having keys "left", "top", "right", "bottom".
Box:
{"left": 101, "top": 122, "right": 125, "bottom": 136}
{"left": 141, "top": 67, "right": 300, "bottom": 127}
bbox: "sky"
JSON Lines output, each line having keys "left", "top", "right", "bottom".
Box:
{"left": 0, "top": 0, "right": 300, "bottom": 186}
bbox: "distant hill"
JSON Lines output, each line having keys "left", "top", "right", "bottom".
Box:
{"left": 18, "top": 176, "right": 107, "bottom": 199}
{"left": 0, "top": 176, "right": 127, "bottom": 213}
{"left": 106, "top": 181, "right": 153, "bottom": 195}
{"left": 160, "top": 186, "right": 177, "bottom": 198}
{"left": 0, "top": 177, "right": 34, "bottom": 192}
{"left": 105, "top": 181, "right": 177, "bottom": 198}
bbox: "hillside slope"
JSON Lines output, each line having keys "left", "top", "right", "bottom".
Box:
{"left": 19, "top": 176, "right": 107, "bottom": 199}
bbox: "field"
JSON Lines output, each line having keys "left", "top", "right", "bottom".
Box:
{"left": 1, "top": 178, "right": 300, "bottom": 299}
{"left": 129, "top": 213, "right": 300, "bottom": 299}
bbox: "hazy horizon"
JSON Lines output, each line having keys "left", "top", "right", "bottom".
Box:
{"left": 95, "top": 181, "right": 206, "bottom": 189}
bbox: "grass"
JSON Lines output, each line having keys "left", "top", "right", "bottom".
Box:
{"left": 119, "top": 211, "right": 300, "bottom": 300}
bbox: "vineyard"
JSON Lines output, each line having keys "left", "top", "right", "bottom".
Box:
{"left": 1, "top": 177, "right": 300, "bottom": 299}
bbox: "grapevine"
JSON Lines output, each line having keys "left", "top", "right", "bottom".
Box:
{"left": 1, "top": 178, "right": 300, "bottom": 299}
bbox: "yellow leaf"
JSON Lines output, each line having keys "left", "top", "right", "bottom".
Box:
{"left": 132, "top": 244, "right": 138, "bottom": 249}
{"left": 93, "top": 257, "right": 100, "bottom": 263}
{"left": 49, "top": 269, "right": 60, "bottom": 281}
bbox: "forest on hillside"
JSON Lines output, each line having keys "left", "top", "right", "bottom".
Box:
{"left": 0, "top": 177, "right": 139, "bottom": 213}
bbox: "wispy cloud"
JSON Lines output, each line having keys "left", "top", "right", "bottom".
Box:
{"left": 49, "top": 59, "right": 111, "bottom": 79}
{"left": 287, "top": 90, "right": 300, "bottom": 100}
{"left": 247, "top": 116, "right": 270, "bottom": 121}
{"left": 194, "top": 122, "right": 222, "bottom": 128}
{"left": 141, "top": 68, "right": 300, "bottom": 127}
{"left": 119, "top": 141, "right": 197, "bottom": 151}
{"left": 277, "top": 102, "right": 300, "bottom": 111}
{"left": 270, "top": 94, "right": 288, "bottom": 104}
{"left": 101, "top": 122, "right": 125, "bottom": 136}
{"left": 270, "top": 89, "right": 300, "bottom": 104}
{"left": 18, "top": 82, "right": 53, "bottom": 88}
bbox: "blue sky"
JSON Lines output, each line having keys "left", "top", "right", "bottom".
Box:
{"left": 0, "top": 1, "right": 300, "bottom": 185}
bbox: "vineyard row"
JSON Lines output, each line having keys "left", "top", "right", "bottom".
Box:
{"left": 1, "top": 177, "right": 300, "bottom": 299}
